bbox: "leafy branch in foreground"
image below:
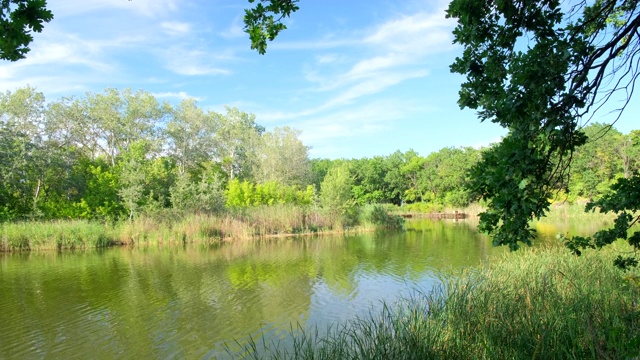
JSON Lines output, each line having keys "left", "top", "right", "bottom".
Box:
{"left": 0, "top": 0, "right": 53, "bottom": 61}
{"left": 564, "top": 176, "right": 640, "bottom": 270}
{"left": 447, "top": 0, "right": 640, "bottom": 250}
{"left": 243, "top": 0, "right": 300, "bottom": 55}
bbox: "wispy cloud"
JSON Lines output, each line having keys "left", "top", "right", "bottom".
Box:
{"left": 256, "top": 80, "right": 414, "bottom": 122}
{"left": 306, "top": 11, "right": 453, "bottom": 88}
{"left": 271, "top": 38, "right": 358, "bottom": 51}
{"left": 121, "top": 0, "right": 180, "bottom": 17}
{"left": 250, "top": 3, "right": 456, "bottom": 157}
{"left": 364, "top": 11, "right": 453, "bottom": 52}
{"left": 298, "top": 102, "right": 404, "bottom": 143}
{"left": 0, "top": 29, "right": 139, "bottom": 93}
{"left": 161, "top": 48, "right": 233, "bottom": 76}
{"left": 321, "top": 70, "right": 429, "bottom": 108}
{"left": 316, "top": 54, "right": 339, "bottom": 64}
{"left": 0, "top": 76, "right": 89, "bottom": 96}
{"left": 260, "top": 6, "right": 451, "bottom": 121}
{"left": 14, "top": 36, "right": 110, "bottom": 71}
{"left": 154, "top": 91, "right": 203, "bottom": 101}
{"left": 52, "top": 0, "right": 180, "bottom": 17}
{"left": 161, "top": 21, "right": 192, "bottom": 36}
{"left": 220, "top": 17, "right": 245, "bottom": 39}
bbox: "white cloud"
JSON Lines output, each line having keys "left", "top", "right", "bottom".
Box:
{"left": 348, "top": 55, "right": 401, "bottom": 77}
{"left": 52, "top": 0, "right": 180, "bottom": 18}
{"left": 161, "top": 49, "right": 233, "bottom": 76}
{"left": 220, "top": 17, "right": 245, "bottom": 39}
{"left": 154, "top": 91, "right": 202, "bottom": 101}
{"left": 172, "top": 65, "right": 230, "bottom": 76}
{"left": 248, "top": 4, "right": 456, "bottom": 158}
{"left": 0, "top": 30, "right": 127, "bottom": 93}
{"left": 296, "top": 99, "right": 411, "bottom": 143}
{"left": 280, "top": 6, "right": 455, "bottom": 111}
{"left": 0, "top": 25, "right": 156, "bottom": 95}
{"left": 123, "top": 0, "right": 179, "bottom": 17}
{"left": 321, "top": 70, "right": 429, "bottom": 108}
{"left": 271, "top": 38, "right": 357, "bottom": 50}
{"left": 17, "top": 37, "right": 111, "bottom": 71}
{"left": 471, "top": 135, "right": 504, "bottom": 149}
{"left": 0, "top": 76, "right": 88, "bottom": 95}
{"left": 316, "top": 54, "right": 339, "bottom": 64}
{"left": 364, "top": 11, "right": 453, "bottom": 51}
{"left": 161, "top": 21, "right": 192, "bottom": 36}
{"left": 258, "top": 6, "right": 448, "bottom": 125}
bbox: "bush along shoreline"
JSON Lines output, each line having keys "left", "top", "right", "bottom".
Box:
{"left": 0, "top": 204, "right": 405, "bottom": 252}
{"left": 231, "top": 245, "right": 640, "bottom": 359}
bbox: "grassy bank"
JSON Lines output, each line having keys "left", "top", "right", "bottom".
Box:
{"left": 0, "top": 204, "right": 403, "bottom": 251}
{"left": 237, "top": 245, "right": 640, "bottom": 359}
{"left": 393, "top": 201, "right": 616, "bottom": 220}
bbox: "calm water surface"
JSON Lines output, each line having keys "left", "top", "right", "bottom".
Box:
{"left": 0, "top": 219, "right": 597, "bottom": 359}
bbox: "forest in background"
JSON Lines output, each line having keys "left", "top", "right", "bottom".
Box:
{"left": 1, "top": 86, "right": 639, "bottom": 223}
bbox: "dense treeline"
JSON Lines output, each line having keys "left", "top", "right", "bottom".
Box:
{"left": 1, "top": 86, "right": 638, "bottom": 224}
{"left": 0, "top": 87, "right": 312, "bottom": 222}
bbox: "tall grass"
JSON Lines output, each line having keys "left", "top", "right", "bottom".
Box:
{"left": 542, "top": 202, "right": 617, "bottom": 222}
{"left": 235, "top": 245, "right": 640, "bottom": 359}
{"left": 238, "top": 205, "right": 333, "bottom": 236}
{"left": 114, "top": 214, "right": 248, "bottom": 246}
{"left": 0, "top": 204, "right": 385, "bottom": 251}
{"left": 0, "top": 220, "right": 119, "bottom": 251}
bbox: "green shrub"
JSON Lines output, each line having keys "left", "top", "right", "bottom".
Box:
{"left": 365, "top": 205, "right": 405, "bottom": 229}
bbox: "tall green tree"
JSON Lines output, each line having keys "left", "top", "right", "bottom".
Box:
{"left": 401, "top": 155, "right": 427, "bottom": 203}
{"left": 215, "top": 107, "right": 263, "bottom": 181}
{"left": 85, "top": 88, "right": 164, "bottom": 166}
{"left": 320, "top": 162, "right": 357, "bottom": 226}
{"left": 254, "top": 126, "right": 310, "bottom": 187}
{"left": 0, "top": 125, "right": 34, "bottom": 218}
{"left": 383, "top": 150, "right": 417, "bottom": 206}
{"left": 569, "top": 123, "right": 624, "bottom": 198}
{"left": 117, "top": 141, "right": 150, "bottom": 221}
{"left": 352, "top": 156, "right": 388, "bottom": 205}
{"left": 309, "top": 158, "right": 334, "bottom": 191}
{"left": 165, "top": 98, "right": 219, "bottom": 176}
{"left": 0, "top": 86, "right": 50, "bottom": 218}
{"left": 418, "top": 147, "right": 480, "bottom": 207}
{"left": 619, "top": 130, "right": 640, "bottom": 179}
{"left": 170, "top": 165, "right": 225, "bottom": 214}
{"left": 0, "top": 86, "right": 46, "bottom": 138}
{"left": 46, "top": 96, "right": 103, "bottom": 160}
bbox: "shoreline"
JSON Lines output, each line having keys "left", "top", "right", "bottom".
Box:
{"left": 0, "top": 217, "right": 384, "bottom": 253}
{"left": 0, "top": 202, "right": 618, "bottom": 253}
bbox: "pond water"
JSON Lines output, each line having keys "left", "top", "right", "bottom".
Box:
{"left": 0, "top": 219, "right": 600, "bottom": 359}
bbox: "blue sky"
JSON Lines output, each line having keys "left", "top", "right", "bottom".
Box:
{"left": 1, "top": 0, "right": 637, "bottom": 159}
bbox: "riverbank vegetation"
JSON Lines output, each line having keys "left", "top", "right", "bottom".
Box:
{"left": 235, "top": 244, "right": 640, "bottom": 359}
{"left": 1, "top": 86, "right": 638, "bottom": 251}
{"left": 0, "top": 204, "right": 409, "bottom": 251}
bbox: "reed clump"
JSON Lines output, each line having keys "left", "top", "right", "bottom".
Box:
{"left": 115, "top": 213, "right": 254, "bottom": 246}
{"left": 0, "top": 204, "right": 386, "bottom": 251}
{"left": 237, "top": 244, "right": 640, "bottom": 359}
{"left": 0, "top": 220, "right": 119, "bottom": 251}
